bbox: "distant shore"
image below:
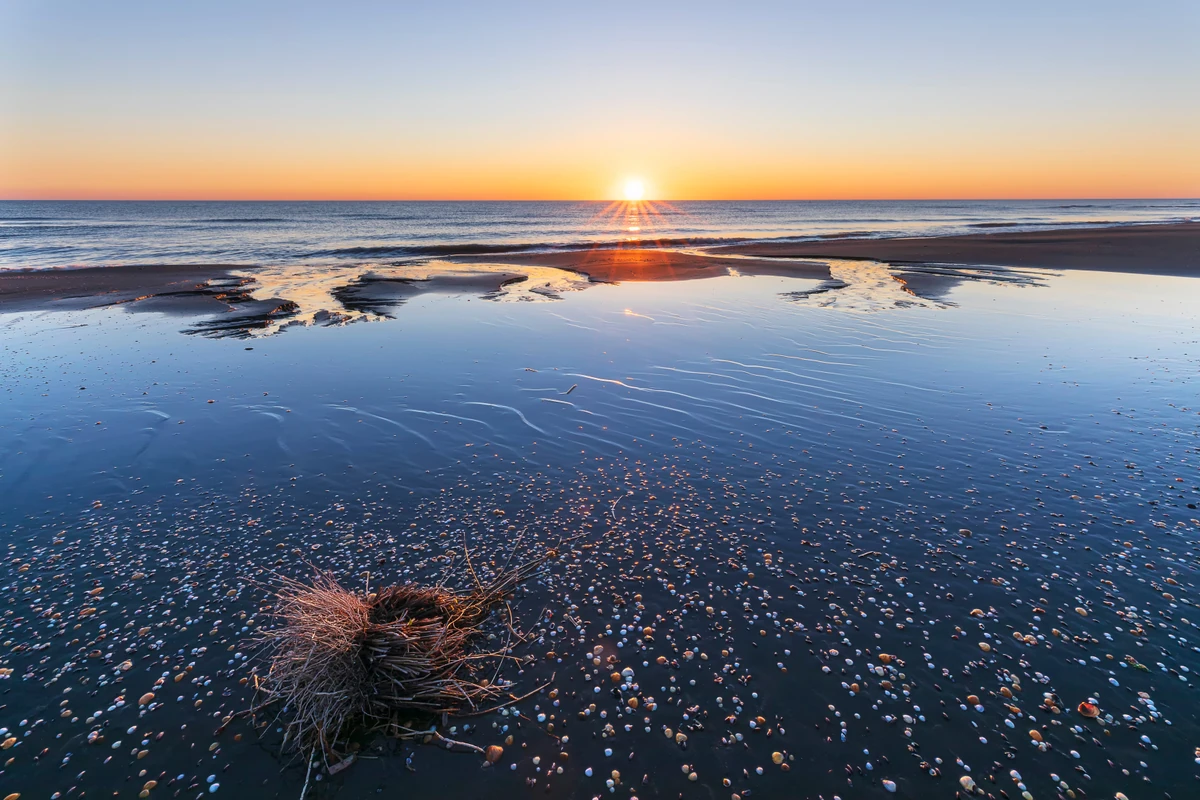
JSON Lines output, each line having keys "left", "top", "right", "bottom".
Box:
{"left": 710, "top": 221, "right": 1200, "bottom": 276}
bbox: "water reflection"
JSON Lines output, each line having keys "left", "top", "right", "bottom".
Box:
{"left": 185, "top": 261, "right": 593, "bottom": 338}
{"left": 780, "top": 259, "right": 1049, "bottom": 311}
{"left": 2, "top": 264, "right": 1199, "bottom": 800}
{"left": 0, "top": 252, "right": 1054, "bottom": 339}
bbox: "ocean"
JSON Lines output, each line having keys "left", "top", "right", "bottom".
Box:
{"left": 2, "top": 198, "right": 1197, "bottom": 270}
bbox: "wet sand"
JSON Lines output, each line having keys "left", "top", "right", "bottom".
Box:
{"left": 2, "top": 223, "right": 1195, "bottom": 311}
{"left": 0, "top": 264, "right": 250, "bottom": 311}
{"left": 711, "top": 222, "right": 1200, "bottom": 275}
{"left": 0, "top": 264, "right": 566, "bottom": 338}
{"left": 456, "top": 247, "right": 832, "bottom": 283}
{"left": 1, "top": 223, "right": 1196, "bottom": 334}
{"left": 0, "top": 251, "right": 829, "bottom": 315}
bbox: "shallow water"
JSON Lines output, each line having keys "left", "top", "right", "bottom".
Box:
{"left": 1, "top": 268, "right": 1198, "bottom": 799}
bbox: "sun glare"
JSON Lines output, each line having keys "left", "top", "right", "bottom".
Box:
{"left": 589, "top": 184, "right": 681, "bottom": 239}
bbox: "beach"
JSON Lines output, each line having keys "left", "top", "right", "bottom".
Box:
{"left": 455, "top": 246, "right": 831, "bottom": 282}
{"left": 2, "top": 222, "right": 1197, "bottom": 317}
{"left": 0, "top": 263, "right": 246, "bottom": 311}
{"left": 712, "top": 221, "right": 1200, "bottom": 275}
{"left": 5, "top": 1, "right": 1197, "bottom": 795}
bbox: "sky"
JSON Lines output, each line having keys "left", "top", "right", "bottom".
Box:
{"left": 1, "top": 1, "right": 1197, "bottom": 201}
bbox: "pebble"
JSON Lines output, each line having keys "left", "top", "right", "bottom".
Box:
{"left": 1, "top": 311, "right": 1197, "bottom": 800}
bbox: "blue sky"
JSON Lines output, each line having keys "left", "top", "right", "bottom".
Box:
{"left": 1, "top": 1, "right": 1196, "bottom": 199}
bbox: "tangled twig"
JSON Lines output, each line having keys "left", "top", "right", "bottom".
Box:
{"left": 254, "top": 551, "right": 553, "bottom": 758}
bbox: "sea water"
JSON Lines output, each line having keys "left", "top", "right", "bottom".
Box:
{"left": 2, "top": 198, "right": 1197, "bottom": 270}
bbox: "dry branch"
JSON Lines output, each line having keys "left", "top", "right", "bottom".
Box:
{"left": 255, "top": 552, "right": 550, "bottom": 757}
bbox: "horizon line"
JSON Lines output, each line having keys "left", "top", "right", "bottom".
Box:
{"left": 2, "top": 196, "right": 1198, "bottom": 203}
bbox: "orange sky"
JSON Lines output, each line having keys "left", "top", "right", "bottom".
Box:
{"left": 2, "top": 4, "right": 1197, "bottom": 200}
{"left": 4, "top": 124, "right": 1196, "bottom": 201}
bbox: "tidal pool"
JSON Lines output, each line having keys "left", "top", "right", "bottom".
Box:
{"left": 1, "top": 269, "right": 1198, "bottom": 799}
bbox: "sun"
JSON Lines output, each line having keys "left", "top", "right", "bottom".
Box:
{"left": 623, "top": 179, "right": 645, "bottom": 202}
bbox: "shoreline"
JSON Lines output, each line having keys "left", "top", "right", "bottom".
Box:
{"left": 710, "top": 221, "right": 1200, "bottom": 276}
{"left": 452, "top": 247, "right": 832, "bottom": 283}
{"left": 0, "top": 263, "right": 250, "bottom": 312}
{"left": 1, "top": 222, "right": 1197, "bottom": 318}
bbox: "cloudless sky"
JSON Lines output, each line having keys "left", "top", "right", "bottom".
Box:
{"left": 1, "top": 1, "right": 1197, "bottom": 200}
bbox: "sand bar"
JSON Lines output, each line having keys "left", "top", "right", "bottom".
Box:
{"left": 2, "top": 223, "right": 1197, "bottom": 318}
{"left": 456, "top": 247, "right": 832, "bottom": 283}
{"left": 0, "top": 263, "right": 246, "bottom": 312}
{"left": 711, "top": 222, "right": 1200, "bottom": 275}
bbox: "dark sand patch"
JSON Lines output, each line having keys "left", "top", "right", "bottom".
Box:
{"left": 0, "top": 265, "right": 530, "bottom": 335}
{"left": 0, "top": 264, "right": 248, "bottom": 312}
{"left": 455, "top": 247, "right": 832, "bottom": 283}
{"left": 711, "top": 222, "right": 1200, "bottom": 275}
{"left": 0, "top": 264, "right": 312, "bottom": 339}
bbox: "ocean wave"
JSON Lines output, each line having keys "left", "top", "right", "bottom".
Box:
{"left": 203, "top": 218, "right": 290, "bottom": 224}
{"left": 307, "top": 242, "right": 560, "bottom": 258}
{"left": 814, "top": 230, "right": 882, "bottom": 240}
{"left": 306, "top": 236, "right": 754, "bottom": 259}
{"left": 968, "top": 220, "right": 1123, "bottom": 229}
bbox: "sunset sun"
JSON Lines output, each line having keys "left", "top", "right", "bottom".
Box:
{"left": 623, "top": 179, "right": 645, "bottom": 202}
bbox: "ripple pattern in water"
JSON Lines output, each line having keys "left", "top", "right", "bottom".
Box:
{"left": 0, "top": 270, "right": 1197, "bottom": 799}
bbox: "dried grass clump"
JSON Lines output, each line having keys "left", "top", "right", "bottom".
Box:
{"left": 258, "top": 556, "right": 547, "bottom": 755}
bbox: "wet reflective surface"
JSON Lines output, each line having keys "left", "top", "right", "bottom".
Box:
{"left": 1, "top": 269, "right": 1199, "bottom": 799}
